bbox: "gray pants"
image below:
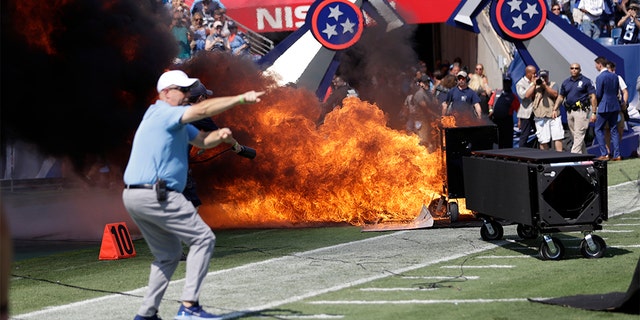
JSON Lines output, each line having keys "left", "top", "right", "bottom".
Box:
{"left": 123, "top": 189, "right": 215, "bottom": 317}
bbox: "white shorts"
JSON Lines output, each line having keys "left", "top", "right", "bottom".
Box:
{"left": 534, "top": 117, "right": 564, "bottom": 144}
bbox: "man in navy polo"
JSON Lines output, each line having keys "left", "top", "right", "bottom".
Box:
{"left": 441, "top": 70, "right": 482, "bottom": 120}
{"left": 553, "top": 63, "right": 598, "bottom": 154}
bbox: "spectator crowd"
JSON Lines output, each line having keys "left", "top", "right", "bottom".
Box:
{"left": 553, "top": 0, "right": 640, "bottom": 44}
{"left": 161, "top": 0, "right": 639, "bottom": 158}
{"left": 164, "top": 0, "right": 253, "bottom": 64}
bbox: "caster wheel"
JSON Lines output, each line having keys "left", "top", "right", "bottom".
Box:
{"left": 517, "top": 224, "right": 538, "bottom": 239}
{"left": 448, "top": 202, "right": 459, "bottom": 223}
{"left": 539, "top": 237, "right": 565, "bottom": 260}
{"left": 580, "top": 234, "right": 606, "bottom": 259}
{"left": 480, "top": 220, "right": 504, "bottom": 241}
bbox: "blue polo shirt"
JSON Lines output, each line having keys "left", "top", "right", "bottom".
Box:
{"left": 123, "top": 100, "right": 199, "bottom": 192}
{"left": 559, "top": 74, "right": 595, "bottom": 106}
{"left": 445, "top": 86, "right": 481, "bottom": 113}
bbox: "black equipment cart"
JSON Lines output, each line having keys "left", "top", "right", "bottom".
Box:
{"left": 435, "top": 124, "right": 497, "bottom": 222}
{"left": 462, "top": 148, "right": 608, "bottom": 260}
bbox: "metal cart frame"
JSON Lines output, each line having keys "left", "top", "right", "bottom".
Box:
{"left": 463, "top": 148, "right": 608, "bottom": 260}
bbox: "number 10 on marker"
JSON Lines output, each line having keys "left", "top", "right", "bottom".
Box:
{"left": 99, "top": 222, "right": 137, "bottom": 260}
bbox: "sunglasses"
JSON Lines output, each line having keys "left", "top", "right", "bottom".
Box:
{"left": 169, "top": 86, "right": 190, "bottom": 93}
{"left": 552, "top": 7, "right": 561, "bottom": 10}
{"left": 457, "top": 76, "right": 466, "bottom": 80}
{"left": 630, "top": 7, "right": 638, "bottom": 11}
{"left": 570, "top": 67, "right": 580, "bottom": 70}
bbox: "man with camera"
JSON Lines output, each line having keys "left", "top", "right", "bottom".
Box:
{"left": 553, "top": 63, "right": 597, "bottom": 154}
{"left": 531, "top": 70, "right": 562, "bottom": 151}
{"left": 123, "top": 70, "right": 263, "bottom": 320}
{"left": 516, "top": 65, "right": 538, "bottom": 148}
{"left": 205, "top": 21, "right": 227, "bottom": 52}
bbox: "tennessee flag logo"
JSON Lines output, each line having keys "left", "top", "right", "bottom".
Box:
{"left": 493, "top": 0, "right": 547, "bottom": 40}
{"left": 309, "top": 0, "right": 364, "bottom": 50}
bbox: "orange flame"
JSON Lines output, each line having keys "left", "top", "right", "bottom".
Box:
{"left": 196, "top": 91, "right": 450, "bottom": 229}
{"left": 440, "top": 115, "right": 457, "bottom": 127}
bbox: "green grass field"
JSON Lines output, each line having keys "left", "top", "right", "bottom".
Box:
{"left": 8, "top": 158, "right": 640, "bottom": 319}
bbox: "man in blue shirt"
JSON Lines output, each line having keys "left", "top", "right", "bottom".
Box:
{"left": 553, "top": 63, "right": 598, "bottom": 154}
{"left": 124, "top": 70, "right": 263, "bottom": 320}
{"left": 441, "top": 70, "right": 482, "bottom": 120}
{"left": 616, "top": 2, "right": 640, "bottom": 44}
{"left": 593, "top": 56, "right": 621, "bottom": 160}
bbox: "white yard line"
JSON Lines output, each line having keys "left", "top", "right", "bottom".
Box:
{"left": 359, "top": 287, "right": 438, "bottom": 292}
{"left": 400, "top": 276, "right": 479, "bottom": 280}
{"left": 308, "top": 298, "right": 549, "bottom": 305}
{"left": 440, "top": 265, "right": 515, "bottom": 269}
{"left": 613, "top": 244, "right": 640, "bottom": 248}
{"left": 476, "top": 255, "right": 532, "bottom": 259}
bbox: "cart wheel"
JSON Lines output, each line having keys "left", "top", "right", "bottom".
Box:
{"left": 539, "top": 237, "right": 565, "bottom": 260}
{"left": 516, "top": 224, "right": 538, "bottom": 239}
{"left": 480, "top": 220, "right": 503, "bottom": 241}
{"left": 448, "top": 202, "right": 459, "bottom": 223}
{"left": 580, "top": 234, "right": 606, "bottom": 259}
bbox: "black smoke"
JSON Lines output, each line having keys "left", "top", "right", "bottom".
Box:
{"left": 338, "top": 22, "right": 419, "bottom": 129}
{"left": 1, "top": 0, "right": 177, "bottom": 171}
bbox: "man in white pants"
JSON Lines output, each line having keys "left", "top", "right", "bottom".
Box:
{"left": 531, "top": 70, "right": 563, "bottom": 151}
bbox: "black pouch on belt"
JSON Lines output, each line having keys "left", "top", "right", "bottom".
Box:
{"left": 155, "top": 178, "right": 167, "bottom": 201}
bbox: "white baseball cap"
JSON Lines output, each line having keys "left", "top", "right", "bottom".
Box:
{"left": 156, "top": 70, "right": 198, "bottom": 93}
{"left": 456, "top": 70, "right": 468, "bottom": 78}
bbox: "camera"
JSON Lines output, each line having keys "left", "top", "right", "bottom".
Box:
{"left": 203, "top": 16, "right": 215, "bottom": 28}
{"left": 536, "top": 78, "right": 543, "bottom": 85}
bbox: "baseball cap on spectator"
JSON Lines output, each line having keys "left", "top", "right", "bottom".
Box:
{"left": 156, "top": 70, "right": 198, "bottom": 93}
{"left": 418, "top": 75, "right": 431, "bottom": 84}
{"left": 456, "top": 70, "right": 468, "bottom": 79}
{"left": 629, "top": 2, "right": 639, "bottom": 9}
{"left": 539, "top": 70, "right": 549, "bottom": 78}
{"left": 189, "top": 82, "right": 213, "bottom": 99}
{"left": 227, "top": 21, "right": 237, "bottom": 29}
{"left": 213, "top": 21, "right": 223, "bottom": 28}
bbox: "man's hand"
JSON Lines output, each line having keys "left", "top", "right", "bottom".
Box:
{"left": 217, "top": 128, "right": 233, "bottom": 144}
{"left": 238, "top": 91, "right": 265, "bottom": 104}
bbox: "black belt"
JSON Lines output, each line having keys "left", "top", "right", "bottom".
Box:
{"left": 125, "top": 184, "right": 176, "bottom": 192}
{"left": 567, "top": 105, "right": 588, "bottom": 113}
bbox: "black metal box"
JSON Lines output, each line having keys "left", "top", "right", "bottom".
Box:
{"left": 462, "top": 148, "right": 607, "bottom": 230}
{"left": 440, "top": 125, "right": 497, "bottom": 199}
